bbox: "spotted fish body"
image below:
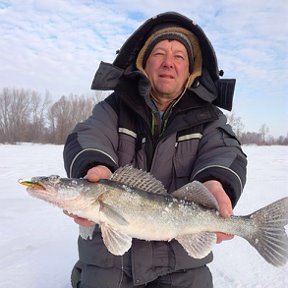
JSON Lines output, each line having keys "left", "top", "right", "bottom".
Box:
{"left": 21, "top": 166, "right": 288, "bottom": 267}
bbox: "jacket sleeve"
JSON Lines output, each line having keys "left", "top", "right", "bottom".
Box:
{"left": 63, "top": 99, "right": 119, "bottom": 178}
{"left": 191, "top": 111, "right": 247, "bottom": 207}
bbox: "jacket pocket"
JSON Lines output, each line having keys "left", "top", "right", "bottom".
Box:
{"left": 117, "top": 128, "right": 147, "bottom": 168}
{"left": 117, "top": 128, "right": 137, "bottom": 166}
{"left": 173, "top": 133, "right": 202, "bottom": 188}
{"left": 80, "top": 263, "right": 123, "bottom": 288}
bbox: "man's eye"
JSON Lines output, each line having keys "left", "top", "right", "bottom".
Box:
{"left": 154, "top": 52, "right": 164, "bottom": 56}
{"left": 175, "top": 55, "right": 184, "bottom": 60}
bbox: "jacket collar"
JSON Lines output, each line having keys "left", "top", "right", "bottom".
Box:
{"left": 91, "top": 61, "right": 219, "bottom": 108}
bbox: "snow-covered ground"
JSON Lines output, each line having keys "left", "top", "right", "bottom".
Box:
{"left": 0, "top": 143, "right": 287, "bottom": 288}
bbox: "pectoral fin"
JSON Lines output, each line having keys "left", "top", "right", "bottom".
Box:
{"left": 100, "top": 202, "right": 129, "bottom": 226}
{"left": 176, "top": 232, "right": 217, "bottom": 259}
{"left": 101, "top": 223, "right": 132, "bottom": 256}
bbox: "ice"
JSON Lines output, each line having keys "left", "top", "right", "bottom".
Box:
{"left": 0, "top": 143, "right": 287, "bottom": 287}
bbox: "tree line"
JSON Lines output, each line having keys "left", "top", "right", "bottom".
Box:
{"left": 0, "top": 88, "right": 101, "bottom": 144}
{"left": 0, "top": 87, "right": 287, "bottom": 145}
{"left": 225, "top": 112, "right": 288, "bottom": 145}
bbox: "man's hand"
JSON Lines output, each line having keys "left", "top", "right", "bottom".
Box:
{"left": 84, "top": 165, "right": 112, "bottom": 182}
{"left": 203, "top": 180, "right": 234, "bottom": 244}
{"left": 63, "top": 165, "right": 112, "bottom": 227}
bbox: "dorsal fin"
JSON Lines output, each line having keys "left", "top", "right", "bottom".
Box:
{"left": 172, "top": 181, "right": 219, "bottom": 210}
{"left": 110, "top": 165, "right": 167, "bottom": 194}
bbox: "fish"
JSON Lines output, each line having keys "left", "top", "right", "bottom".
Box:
{"left": 20, "top": 165, "right": 288, "bottom": 267}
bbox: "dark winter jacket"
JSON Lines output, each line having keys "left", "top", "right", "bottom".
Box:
{"left": 63, "top": 12, "right": 247, "bottom": 286}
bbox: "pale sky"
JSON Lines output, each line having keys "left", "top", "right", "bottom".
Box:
{"left": 0, "top": 0, "right": 287, "bottom": 137}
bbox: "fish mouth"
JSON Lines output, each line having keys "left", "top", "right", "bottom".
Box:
{"left": 19, "top": 180, "right": 46, "bottom": 190}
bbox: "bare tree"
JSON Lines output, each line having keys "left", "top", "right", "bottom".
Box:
{"left": 47, "top": 94, "right": 96, "bottom": 144}
{"left": 225, "top": 111, "right": 244, "bottom": 138}
{"left": 259, "top": 124, "right": 269, "bottom": 145}
{"left": 0, "top": 88, "right": 52, "bottom": 143}
{"left": 48, "top": 96, "right": 71, "bottom": 144}
{"left": 0, "top": 88, "right": 31, "bottom": 143}
{"left": 0, "top": 88, "right": 10, "bottom": 143}
{"left": 23, "top": 90, "right": 51, "bottom": 143}
{"left": 240, "top": 132, "right": 262, "bottom": 145}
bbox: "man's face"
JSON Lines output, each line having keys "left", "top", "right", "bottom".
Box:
{"left": 144, "top": 39, "right": 190, "bottom": 106}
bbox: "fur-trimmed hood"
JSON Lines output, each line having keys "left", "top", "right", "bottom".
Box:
{"left": 91, "top": 12, "right": 236, "bottom": 111}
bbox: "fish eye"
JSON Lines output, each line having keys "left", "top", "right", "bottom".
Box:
{"left": 48, "top": 175, "right": 61, "bottom": 183}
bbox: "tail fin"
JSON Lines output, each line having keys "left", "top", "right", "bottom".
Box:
{"left": 244, "top": 197, "right": 288, "bottom": 267}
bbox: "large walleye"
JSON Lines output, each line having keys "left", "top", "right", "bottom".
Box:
{"left": 20, "top": 165, "right": 288, "bottom": 267}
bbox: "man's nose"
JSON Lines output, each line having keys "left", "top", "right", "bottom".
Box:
{"left": 162, "top": 54, "right": 174, "bottom": 69}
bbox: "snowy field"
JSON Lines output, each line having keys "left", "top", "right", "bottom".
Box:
{"left": 0, "top": 143, "right": 287, "bottom": 288}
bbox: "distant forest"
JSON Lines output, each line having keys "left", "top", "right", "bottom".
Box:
{"left": 0, "top": 87, "right": 287, "bottom": 145}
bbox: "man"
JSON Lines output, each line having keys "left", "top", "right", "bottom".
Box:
{"left": 64, "top": 12, "right": 247, "bottom": 288}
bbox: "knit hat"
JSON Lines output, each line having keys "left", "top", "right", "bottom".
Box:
{"left": 142, "top": 31, "right": 194, "bottom": 72}
{"left": 136, "top": 26, "right": 202, "bottom": 88}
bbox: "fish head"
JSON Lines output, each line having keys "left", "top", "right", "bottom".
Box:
{"left": 20, "top": 176, "right": 98, "bottom": 210}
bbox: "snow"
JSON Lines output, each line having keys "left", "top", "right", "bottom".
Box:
{"left": 0, "top": 143, "right": 287, "bottom": 287}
